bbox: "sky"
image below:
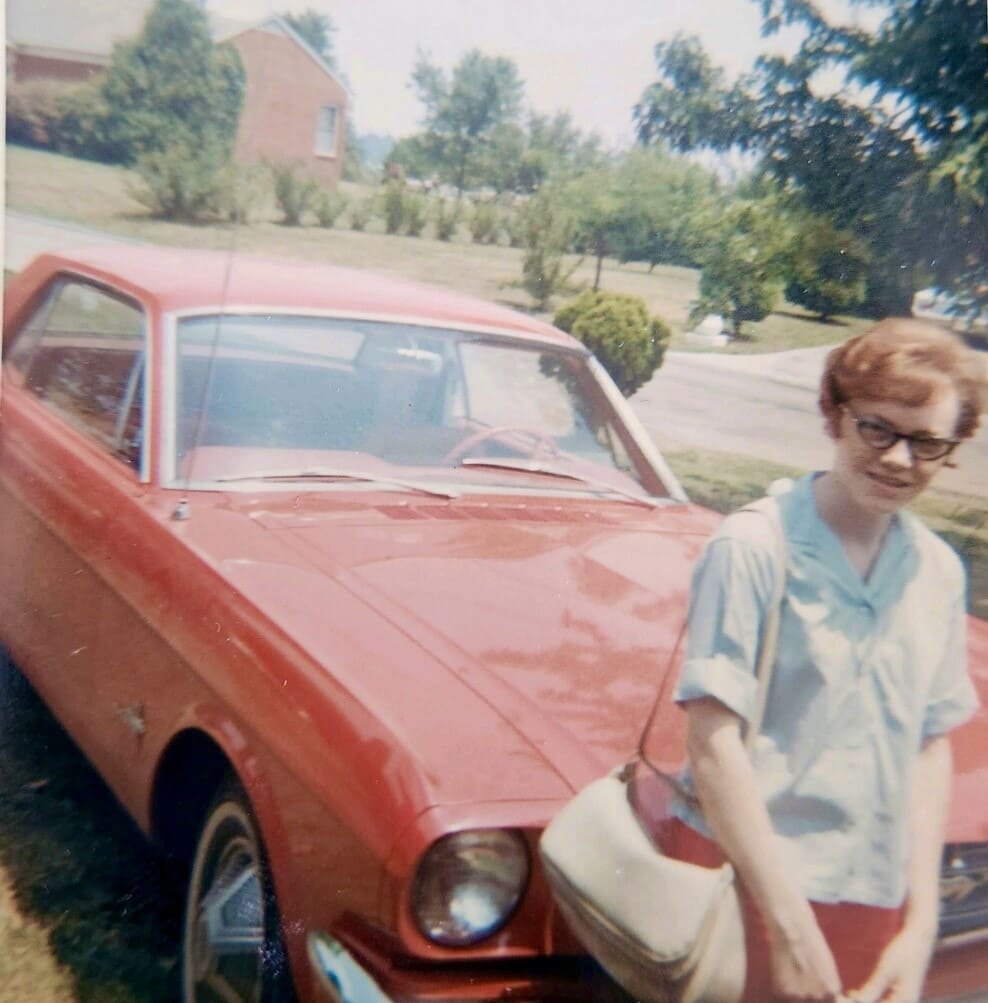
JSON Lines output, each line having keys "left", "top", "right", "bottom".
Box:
{"left": 208, "top": 0, "right": 877, "bottom": 147}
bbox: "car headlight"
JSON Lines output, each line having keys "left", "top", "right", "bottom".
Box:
{"left": 410, "top": 829, "right": 530, "bottom": 946}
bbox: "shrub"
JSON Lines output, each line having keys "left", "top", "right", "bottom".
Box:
{"left": 216, "top": 162, "right": 269, "bottom": 224}
{"left": 469, "top": 200, "right": 499, "bottom": 244}
{"left": 271, "top": 163, "right": 320, "bottom": 225}
{"left": 503, "top": 208, "right": 524, "bottom": 248}
{"left": 519, "top": 190, "right": 577, "bottom": 310}
{"left": 554, "top": 290, "right": 670, "bottom": 397}
{"left": 99, "top": 0, "right": 244, "bottom": 165}
{"left": 382, "top": 180, "right": 406, "bottom": 234}
{"left": 434, "top": 199, "right": 460, "bottom": 241}
{"left": 784, "top": 216, "right": 870, "bottom": 320}
{"left": 349, "top": 197, "right": 375, "bottom": 231}
{"left": 313, "top": 190, "right": 347, "bottom": 228}
{"left": 6, "top": 80, "right": 74, "bottom": 148}
{"left": 129, "top": 141, "right": 230, "bottom": 222}
{"left": 52, "top": 83, "right": 120, "bottom": 162}
{"left": 404, "top": 193, "right": 428, "bottom": 236}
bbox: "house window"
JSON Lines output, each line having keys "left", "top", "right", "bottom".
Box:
{"left": 315, "top": 105, "right": 339, "bottom": 156}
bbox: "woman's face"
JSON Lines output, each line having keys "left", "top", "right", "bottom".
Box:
{"left": 829, "top": 388, "right": 961, "bottom": 515}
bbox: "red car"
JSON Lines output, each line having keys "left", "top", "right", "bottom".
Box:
{"left": 1, "top": 246, "right": 986, "bottom": 1003}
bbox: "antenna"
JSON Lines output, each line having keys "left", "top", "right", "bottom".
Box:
{"left": 173, "top": 170, "right": 242, "bottom": 520}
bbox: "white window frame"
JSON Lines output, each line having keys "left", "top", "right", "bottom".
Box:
{"left": 314, "top": 105, "right": 339, "bottom": 157}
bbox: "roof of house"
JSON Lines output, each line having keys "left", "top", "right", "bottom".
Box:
{"left": 6, "top": 0, "right": 347, "bottom": 91}
{"left": 18, "top": 246, "right": 571, "bottom": 346}
{"left": 7, "top": 0, "right": 155, "bottom": 62}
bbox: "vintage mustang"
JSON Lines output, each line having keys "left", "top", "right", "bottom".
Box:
{"left": 1, "top": 246, "right": 986, "bottom": 1003}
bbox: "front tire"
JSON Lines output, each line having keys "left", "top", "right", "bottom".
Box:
{"left": 182, "top": 781, "right": 294, "bottom": 1003}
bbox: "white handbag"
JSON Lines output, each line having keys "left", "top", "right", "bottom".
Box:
{"left": 539, "top": 499, "right": 786, "bottom": 1003}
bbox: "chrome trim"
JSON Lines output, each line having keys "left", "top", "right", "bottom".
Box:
{"left": 936, "top": 926, "right": 988, "bottom": 951}
{"left": 307, "top": 932, "right": 392, "bottom": 1003}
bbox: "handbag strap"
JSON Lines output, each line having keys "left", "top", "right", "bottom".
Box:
{"left": 631, "top": 496, "right": 787, "bottom": 796}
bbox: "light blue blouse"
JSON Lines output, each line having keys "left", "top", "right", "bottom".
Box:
{"left": 674, "top": 473, "right": 978, "bottom": 908}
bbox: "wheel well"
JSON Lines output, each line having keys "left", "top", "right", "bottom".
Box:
{"left": 151, "top": 729, "right": 233, "bottom": 863}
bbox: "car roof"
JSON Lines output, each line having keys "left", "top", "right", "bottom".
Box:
{"left": 32, "top": 245, "right": 579, "bottom": 347}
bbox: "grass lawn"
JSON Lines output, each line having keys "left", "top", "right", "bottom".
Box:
{"left": 5, "top": 145, "right": 872, "bottom": 350}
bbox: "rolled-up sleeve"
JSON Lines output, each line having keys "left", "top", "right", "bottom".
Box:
{"left": 923, "top": 578, "right": 979, "bottom": 739}
{"left": 675, "top": 533, "right": 777, "bottom": 722}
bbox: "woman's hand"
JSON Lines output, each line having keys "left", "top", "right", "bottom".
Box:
{"left": 847, "top": 923, "right": 935, "bottom": 1003}
{"left": 767, "top": 900, "right": 843, "bottom": 1002}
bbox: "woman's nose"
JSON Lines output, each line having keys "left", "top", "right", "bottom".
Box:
{"left": 881, "top": 436, "right": 914, "bottom": 467}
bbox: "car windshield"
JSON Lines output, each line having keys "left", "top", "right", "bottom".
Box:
{"left": 169, "top": 313, "right": 672, "bottom": 499}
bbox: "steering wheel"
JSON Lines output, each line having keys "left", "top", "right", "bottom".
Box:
{"left": 442, "top": 425, "right": 558, "bottom": 466}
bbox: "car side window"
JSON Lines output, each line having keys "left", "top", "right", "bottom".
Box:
{"left": 9, "top": 278, "right": 147, "bottom": 471}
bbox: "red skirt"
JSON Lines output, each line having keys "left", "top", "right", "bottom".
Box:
{"left": 660, "top": 817, "right": 904, "bottom": 1002}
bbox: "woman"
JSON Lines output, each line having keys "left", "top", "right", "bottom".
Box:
{"left": 666, "top": 318, "right": 986, "bottom": 1002}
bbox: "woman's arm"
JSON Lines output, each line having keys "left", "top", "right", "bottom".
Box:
{"left": 687, "top": 696, "right": 843, "bottom": 1001}
{"left": 851, "top": 734, "right": 952, "bottom": 1003}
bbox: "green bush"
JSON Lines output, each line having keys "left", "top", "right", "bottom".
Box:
{"left": 784, "top": 216, "right": 870, "bottom": 320}
{"left": 216, "top": 162, "right": 269, "bottom": 224}
{"left": 314, "top": 190, "right": 347, "bottom": 228}
{"left": 433, "top": 199, "right": 460, "bottom": 241}
{"left": 554, "top": 289, "right": 671, "bottom": 397}
{"left": 382, "top": 179, "right": 406, "bottom": 234}
{"left": 129, "top": 141, "right": 230, "bottom": 222}
{"left": 349, "top": 197, "right": 376, "bottom": 231}
{"left": 6, "top": 80, "right": 74, "bottom": 149}
{"left": 520, "top": 190, "right": 577, "bottom": 310}
{"left": 99, "top": 0, "right": 244, "bottom": 165}
{"left": 271, "top": 163, "right": 320, "bottom": 225}
{"left": 48, "top": 83, "right": 120, "bottom": 162}
{"left": 503, "top": 208, "right": 524, "bottom": 248}
{"left": 469, "top": 200, "right": 499, "bottom": 244}
{"left": 404, "top": 193, "right": 428, "bottom": 236}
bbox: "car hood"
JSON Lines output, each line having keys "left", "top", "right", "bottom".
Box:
{"left": 179, "top": 491, "right": 988, "bottom": 840}
{"left": 183, "top": 492, "right": 720, "bottom": 808}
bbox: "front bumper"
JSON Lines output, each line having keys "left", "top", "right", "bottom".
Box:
{"left": 307, "top": 933, "right": 630, "bottom": 1003}
{"left": 308, "top": 929, "right": 988, "bottom": 1003}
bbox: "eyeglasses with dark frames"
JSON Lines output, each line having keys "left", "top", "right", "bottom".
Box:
{"left": 843, "top": 405, "right": 959, "bottom": 462}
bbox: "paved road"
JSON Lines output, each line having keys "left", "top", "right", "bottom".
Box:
{"left": 5, "top": 209, "right": 137, "bottom": 272}
{"left": 5, "top": 210, "right": 986, "bottom": 496}
{"left": 634, "top": 346, "right": 988, "bottom": 498}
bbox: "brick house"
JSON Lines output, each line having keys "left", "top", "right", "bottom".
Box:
{"left": 6, "top": 0, "right": 349, "bottom": 188}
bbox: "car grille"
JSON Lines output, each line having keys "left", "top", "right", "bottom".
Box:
{"left": 940, "top": 843, "right": 988, "bottom": 940}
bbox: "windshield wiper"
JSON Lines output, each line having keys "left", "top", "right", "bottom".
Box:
{"left": 459, "top": 458, "right": 662, "bottom": 509}
{"left": 216, "top": 467, "right": 459, "bottom": 499}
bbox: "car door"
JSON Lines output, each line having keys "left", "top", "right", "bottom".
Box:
{"left": 0, "top": 274, "right": 151, "bottom": 788}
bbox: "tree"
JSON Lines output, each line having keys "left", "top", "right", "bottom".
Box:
{"left": 99, "top": 0, "right": 244, "bottom": 165}
{"left": 691, "top": 196, "right": 791, "bottom": 337}
{"left": 564, "top": 169, "right": 625, "bottom": 291}
{"left": 611, "top": 148, "right": 719, "bottom": 270}
{"left": 554, "top": 290, "right": 670, "bottom": 397}
{"left": 519, "top": 189, "right": 577, "bottom": 310}
{"left": 282, "top": 9, "right": 337, "bottom": 68}
{"left": 785, "top": 215, "right": 870, "bottom": 320}
{"left": 634, "top": 1, "right": 988, "bottom": 314}
{"left": 410, "top": 48, "right": 525, "bottom": 195}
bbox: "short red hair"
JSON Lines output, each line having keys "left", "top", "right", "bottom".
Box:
{"left": 819, "top": 318, "right": 987, "bottom": 440}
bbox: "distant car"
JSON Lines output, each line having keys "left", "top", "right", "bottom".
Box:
{"left": 1, "top": 246, "right": 987, "bottom": 1003}
{"left": 912, "top": 287, "right": 988, "bottom": 334}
